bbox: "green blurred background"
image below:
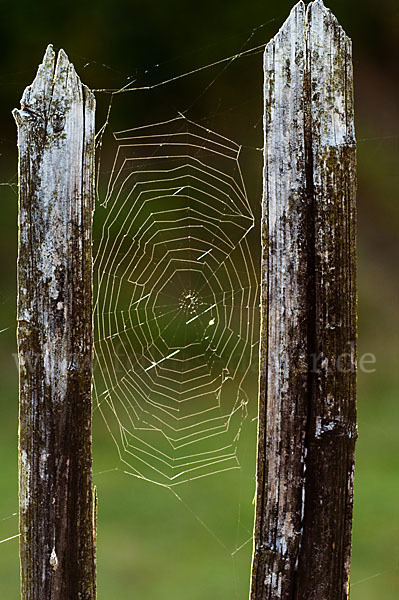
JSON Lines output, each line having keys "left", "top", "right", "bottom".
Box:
{"left": 0, "top": 0, "right": 398, "bottom": 598}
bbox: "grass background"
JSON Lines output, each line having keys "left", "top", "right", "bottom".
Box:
{"left": 0, "top": 0, "right": 398, "bottom": 597}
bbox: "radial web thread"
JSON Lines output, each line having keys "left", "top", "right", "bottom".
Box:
{"left": 93, "top": 115, "right": 258, "bottom": 487}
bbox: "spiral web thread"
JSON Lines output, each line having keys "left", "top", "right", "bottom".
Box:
{"left": 93, "top": 115, "right": 258, "bottom": 488}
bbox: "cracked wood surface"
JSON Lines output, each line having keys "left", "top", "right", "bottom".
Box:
{"left": 14, "top": 45, "right": 96, "bottom": 599}
{"left": 250, "top": 1, "right": 357, "bottom": 598}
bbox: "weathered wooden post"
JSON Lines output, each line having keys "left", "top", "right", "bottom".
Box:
{"left": 251, "top": 1, "right": 357, "bottom": 598}
{"left": 13, "top": 46, "right": 96, "bottom": 598}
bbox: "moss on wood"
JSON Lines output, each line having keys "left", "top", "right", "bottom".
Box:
{"left": 14, "top": 45, "right": 96, "bottom": 600}
{"left": 251, "top": 2, "right": 357, "bottom": 599}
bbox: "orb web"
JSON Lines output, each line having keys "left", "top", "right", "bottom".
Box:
{"left": 93, "top": 115, "right": 258, "bottom": 487}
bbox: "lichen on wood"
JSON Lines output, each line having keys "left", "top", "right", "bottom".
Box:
{"left": 14, "top": 45, "right": 96, "bottom": 599}
{"left": 250, "top": 1, "right": 357, "bottom": 598}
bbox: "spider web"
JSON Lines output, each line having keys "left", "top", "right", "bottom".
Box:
{"left": 93, "top": 114, "right": 258, "bottom": 488}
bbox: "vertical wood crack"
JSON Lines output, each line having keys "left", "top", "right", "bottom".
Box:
{"left": 250, "top": 2, "right": 357, "bottom": 598}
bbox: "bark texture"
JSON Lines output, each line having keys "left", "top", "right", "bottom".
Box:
{"left": 13, "top": 45, "right": 96, "bottom": 599}
{"left": 250, "top": 1, "right": 357, "bottom": 598}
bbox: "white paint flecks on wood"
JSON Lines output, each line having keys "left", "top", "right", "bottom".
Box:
{"left": 14, "top": 45, "right": 96, "bottom": 599}
{"left": 251, "top": 1, "right": 357, "bottom": 599}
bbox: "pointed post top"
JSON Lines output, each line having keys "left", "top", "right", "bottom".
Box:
{"left": 13, "top": 45, "right": 93, "bottom": 131}
{"left": 265, "top": 1, "right": 351, "bottom": 62}
{"left": 306, "top": 0, "right": 349, "bottom": 39}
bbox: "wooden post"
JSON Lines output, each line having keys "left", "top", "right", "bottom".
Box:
{"left": 13, "top": 46, "right": 96, "bottom": 599}
{"left": 250, "top": 1, "right": 357, "bottom": 599}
